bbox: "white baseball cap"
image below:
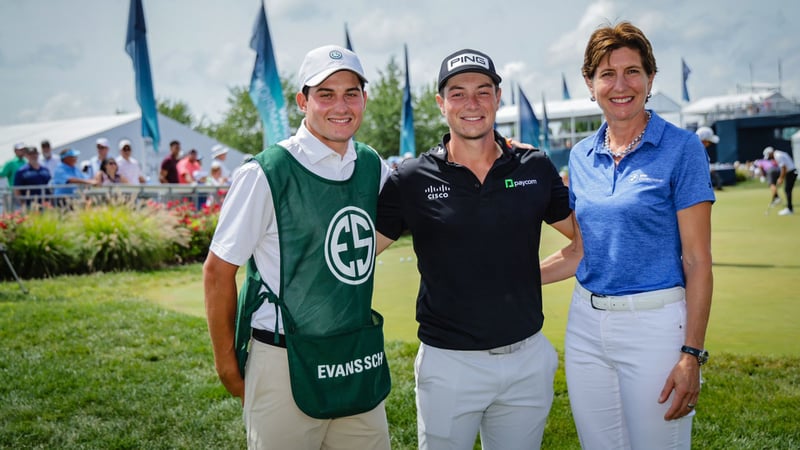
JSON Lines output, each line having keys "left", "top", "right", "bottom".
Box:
{"left": 211, "top": 144, "right": 228, "bottom": 158}
{"left": 298, "top": 45, "right": 367, "bottom": 90}
{"left": 96, "top": 137, "right": 110, "bottom": 147}
{"left": 695, "top": 127, "right": 719, "bottom": 144}
{"left": 118, "top": 139, "right": 132, "bottom": 150}
{"left": 763, "top": 146, "right": 775, "bottom": 158}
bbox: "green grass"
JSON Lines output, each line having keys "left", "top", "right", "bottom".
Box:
{"left": 146, "top": 179, "right": 800, "bottom": 357}
{"left": 1, "top": 180, "right": 798, "bottom": 449}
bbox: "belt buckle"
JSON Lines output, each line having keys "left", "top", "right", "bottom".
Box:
{"left": 488, "top": 340, "right": 525, "bottom": 355}
{"left": 590, "top": 293, "right": 608, "bottom": 310}
{"left": 488, "top": 344, "right": 512, "bottom": 355}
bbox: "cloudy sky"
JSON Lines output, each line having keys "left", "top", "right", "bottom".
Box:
{"left": 0, "top": 0, "right": 797, "bottom": 126}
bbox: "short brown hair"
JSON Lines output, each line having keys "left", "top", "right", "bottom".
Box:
{"left": 582, "top": 21, "right": 658, "bottom": 80}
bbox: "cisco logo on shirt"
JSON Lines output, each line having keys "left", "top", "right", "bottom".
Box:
{"left": 324, "top": 206, "right": 375, "bottom": 285}
{"left": 425, "top": 184, "right": 450, "bottom": 200}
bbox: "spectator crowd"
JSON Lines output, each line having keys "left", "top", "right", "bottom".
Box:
{"left": 1, "top": 138, "right": 232, "bottom": 209}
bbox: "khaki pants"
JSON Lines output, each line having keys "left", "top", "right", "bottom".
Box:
{"left": 243, "top": 339, "right": 391, "bottom": 450}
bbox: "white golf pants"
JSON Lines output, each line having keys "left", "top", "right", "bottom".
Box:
{"left": 415, "top": 332, "right": 558, "bottom": 450}
{"left": 565, "top": 283, "right": 694, "bottom": 449}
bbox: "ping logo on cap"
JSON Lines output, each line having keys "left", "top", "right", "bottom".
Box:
{"left": 329, "top": 50, "right": 343, "bottom": 60}
{"left": 448, "top": 53, "right": 490, "bottom": 71}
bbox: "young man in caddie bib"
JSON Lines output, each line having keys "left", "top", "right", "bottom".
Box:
{"left": 203, "top": 45, "right": 392, "bottom": 450}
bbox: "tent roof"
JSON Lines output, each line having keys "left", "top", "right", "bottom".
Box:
{"left": 496, "top": 91, "right": 681, "bottom": 124}
{"left": 682, "top": 91, "right": 785, "bottom": 115}
{"left": 0, "top": 113, "right": 140, "bottom": 152}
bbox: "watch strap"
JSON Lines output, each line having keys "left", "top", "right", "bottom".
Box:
{"left": 681, "top": 345, "right": 708, "bottom": 365}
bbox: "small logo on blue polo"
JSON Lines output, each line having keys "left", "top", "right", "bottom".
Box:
{"left": 504, "top": 178, "right": 537, "bottom": 188}
{"left": 628, "top": 173, "right": 663, "bottom": 184}
{"left": 425, "top": 184, "right": 450, "bottom": 200}
{"left": 329, "top": 50, "right": 343, "bottom": 60}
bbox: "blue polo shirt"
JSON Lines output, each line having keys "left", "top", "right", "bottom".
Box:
{"left": 568, "top": 111, "right": 715, "bottom": 296}
{"left": 53, "top": 163, "right": 88, "bottom": 196}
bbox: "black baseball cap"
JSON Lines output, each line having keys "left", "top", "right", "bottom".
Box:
{"left": 437, "top": 48, "right": 502, "bottom": 91}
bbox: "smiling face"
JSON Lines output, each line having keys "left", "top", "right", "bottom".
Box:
{"left": 436, "top": 72, "right": 501, "bottom": 141}
{"left": 586, "top": 46, "right": 654, "bottom": 125}
{"left": 296, "top": 70, "right": 367, "bottom": 155}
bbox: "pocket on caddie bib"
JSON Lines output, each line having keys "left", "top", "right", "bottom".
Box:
{"left": 284, "top": 310, "right": 391, "bottom": 419}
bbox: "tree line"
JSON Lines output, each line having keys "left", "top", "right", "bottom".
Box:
{"left": 158, "top": 56, "right": 449, "bottom": 159}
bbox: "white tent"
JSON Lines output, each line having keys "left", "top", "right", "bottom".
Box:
{"left": 495, "top": 91, "right": 682, "bottom": 147}
{"left": 682, "top": 91, "right": 800, "bottom": 126}
{"left": 0, "top": 113, "right": 249, "bottom": 183}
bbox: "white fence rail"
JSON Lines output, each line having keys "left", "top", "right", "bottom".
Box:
{"left": 1, "top": 184, "right": 227, "bottom": 213}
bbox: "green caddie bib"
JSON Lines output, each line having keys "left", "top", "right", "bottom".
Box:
{"left": 233, "top": 142, "right": 390, "bottom": 418}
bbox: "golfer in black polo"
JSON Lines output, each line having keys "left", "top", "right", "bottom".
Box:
{"left": 376, "top": 49, "right": 574, "bottom": 450}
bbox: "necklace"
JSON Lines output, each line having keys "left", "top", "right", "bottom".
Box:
{"left": 604, "top": 111, "right": 652, "bottom": 158}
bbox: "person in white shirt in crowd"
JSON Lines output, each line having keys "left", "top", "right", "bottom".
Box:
{"left": 208, "top": 161, "right": 229, "bottom": 187}
{"left": 39, "top": 140, "right": 60, "bottom": 176}
{"left": 115, "top": 139, "right": 146, "bottom": 184}
{"left": 210, "top": 144, "right": 231, "bottom": 182}
{"left": 763, "top": 146, "right": 797, "bottom": 216}
{"left": 82, "top": 137, "right": 110, "bottom": 178}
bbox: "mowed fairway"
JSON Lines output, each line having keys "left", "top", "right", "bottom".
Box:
{"left": 146, "top": 180, "right": 799, "bottom": 356}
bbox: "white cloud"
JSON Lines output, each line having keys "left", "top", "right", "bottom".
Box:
{"left": 1, "top": 0, "right": 798, "bottom": 126}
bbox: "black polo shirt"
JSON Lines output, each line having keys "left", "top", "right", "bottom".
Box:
{"left": 376, "top": 132, "right": 571, "bottom": 350}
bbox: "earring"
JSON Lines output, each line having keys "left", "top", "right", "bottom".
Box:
{"left": 646, "top": 93, "right": 652, "bottom": 100}
{"left": 590, "top": 96, "right": 596, "bottom": 102}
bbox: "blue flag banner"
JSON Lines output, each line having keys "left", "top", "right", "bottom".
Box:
{"left": 562, "top": 73, "right": 571, "bottom": 100}
{"left": 682, "top": 58, "right": 691, "bottom": 102}
{"left": 345, "top": 23, "right": 354, "bottom": 52}
{"left": 249, "top": 2, "right": 289, "bottom": 148}
{"left": 400, "top": 44, "right": 416, "bottom": 157}
{"left": 541, "top": 93, "right": 550, "bottom": 152}
{"left": 126, "top": 0, "right": 160, "bottom": 151}
{"left": 518, "top": 86, "right": 539, "bottom": 148}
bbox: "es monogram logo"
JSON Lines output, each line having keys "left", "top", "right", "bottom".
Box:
{"left": 324, "top": 206, "right": 375, "bottom": 285}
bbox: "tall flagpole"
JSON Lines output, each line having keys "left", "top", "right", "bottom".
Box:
{"left": 126, "top": 0, "right": 160, "bottom": 182}
{"left": 400, "top": 44, "right": 416, "bottom": 157}
{"left": 518, "top": 86, "right": 539, "bottom": 147}
{"left": 249, "top": 1, "right": 289, "bottom": 150}
{"left": 345, "top": 23, "right": 354, "bottom": 52}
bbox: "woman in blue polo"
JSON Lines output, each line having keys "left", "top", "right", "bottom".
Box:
{"left": 564, "top": 22, "right": 714, "bottom": 449}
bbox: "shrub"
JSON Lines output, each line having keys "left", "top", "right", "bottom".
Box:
{"left": 0, "top": 197, "right": 202, "bottom": 280}
{"left": 77, "top": 199, "right": 190, "bottom": 272}
{"left": 164, "top": 200, "right": 219, "bottom": 264}
{"left": 6, "top": 208, "right": 81, "bottom": 278}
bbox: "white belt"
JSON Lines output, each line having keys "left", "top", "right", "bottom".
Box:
{"left": 575, "top": 282, "right": 684, "bottom": 311}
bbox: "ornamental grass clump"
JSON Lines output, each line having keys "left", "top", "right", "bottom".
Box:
{"left": 78, "top": 198, "right": 189, "bottom": 272}
{"left": 0, "top": 197, "right": 194, "bottom": 279}
{"left": 5, "top": 208, "right": 82, "bottom": 277}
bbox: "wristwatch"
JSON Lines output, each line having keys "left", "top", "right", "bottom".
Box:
{"left": 681, "top": 345, "right": 709, "bottom": 366}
